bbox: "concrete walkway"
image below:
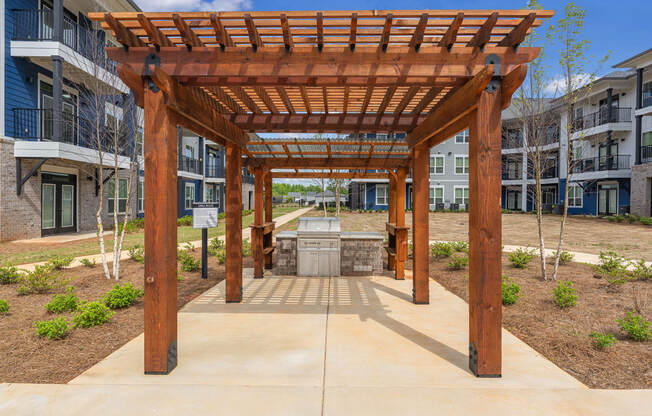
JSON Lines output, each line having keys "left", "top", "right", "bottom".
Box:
{"left": 15, "top": 206, "right": 313, "bottom": 272}
{"left": 2, "top": 270, "right": 649, "bottom": 415}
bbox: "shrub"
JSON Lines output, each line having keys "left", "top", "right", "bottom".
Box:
{"left": 46, "top": 255, "right": 73, "bottom": 270}
{"left": 430, "top": 242, "right": 453, "bottom": 259}
{"left": 119, "top": 218, "right": 145, "bottom": 233}
{"left": 594, "top": 251, "right": 629, "bottom": 277}
{"left": 554, "top": 250, "right": 574, "bottom": 265}
{"left": 508, "top": 248, "right": 535, "bottom": 269}
{"left": 589, "top": 332, "right": 616, "bottom": 350}
{"left": 80, "top": 258, "right": 96, "bottom": 268}
{"left": 451, "top": 241, "right": 469, "bottom": 253}
{"left": 178, "top": 250, "right": 200, "bottom": 272}
{"left": 102, "top": 283, "right": 144, "bottom": 309}
{"left": 215, "top": 248, "right": 226, "bottom": 264}
{"left": 0, "top": 299, "right": 9, "bottom": 315}
{"left": 626, "top": 214, "right": 639, "bottom": 224}
{"left": 73, "top": 301, "right": 114, "bottom": 328}
{"left": 447, "top": 255, "right": 468, "bottom": 270}
{"left": 177, "top": 215, "right": 193, "bottom": 226}
{"left": 218, "top": 212, "right": 226, "bottom": 219}
{"left": 208, "top": 237, "right": 224, "bottom": 253}
{"left": 128, "top": 245, "right": 144, "bottom": 263}
{"left": 183, "top": 241, "right": 194, "bottom": 252}
{"left": 629, "top": 259, "right": 652, "bottom": 281}
{"left": 45, "top": 287, "right": 79, "bottom": 313}
{"left": 0, "top": 263, "right": 21, "bottom": 285}
{"left": 17, "top": 264, "right": 65, "bottom": 295}
{"left": 617, "top": 311, "right": 651, "bottom": 341}
{"left": 242, "top": 238, "right": 252, "bottom": 257}
{"left": 553, "top": 281, "right": 577, "bottom": 308}
{"left": 35, "top": 317, "right": 70, "bottom": 340}
{"left": 640, "top": 216, "right": 652, "bottom": 226}
{"left": 502, "top": 276, "right": 521, "bottom": 305}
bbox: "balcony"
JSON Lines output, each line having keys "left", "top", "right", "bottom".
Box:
{"left": 502, "top": 168, "right": 522, "bottom": 180}
{"left": 179, "top": 155, "right": 202, "bottom": 175}
{"left": 571, "top": 107, "right": 632, "bottom": 134}
{"left": 205, "top": 164, "right": 225, "bottom": 178}
{"left": 571, "top": 155, "right": 631, "bottom": 174}
{"left": 642, "top": 145, "right": 652, "bottom": 163}
{"left": 644, "top": 93, "right": 652, "bottom": 109}
{"left": 13, "top": 108, "right": 78, "bottom": 145}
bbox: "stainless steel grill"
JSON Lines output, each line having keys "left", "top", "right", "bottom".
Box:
{"left": 296, "top": 217, "right": 341, "bottom": 277}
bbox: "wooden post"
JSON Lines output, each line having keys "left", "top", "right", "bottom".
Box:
{"left": 225, "top": 143, "right": 243, "bottom": 302}
{"left": 143, "top": 84, "right": 178, "bottom": 374}
{"left": 264, "top": 170, "right": 273, "bottom": 269}
{"left": 411, "top": 144, "right": 429, "bottom": 304}
{"left": 387, "top": 172, "right": 397, "bottom": 271}
{"left": 252, "top": 166, "right": 264, "bottom": 278}
{"left": 468, "top": 79, "right": 502, "bottom": 377}
{"left": 395, "top": 166, "right": 407, "bottom": 280}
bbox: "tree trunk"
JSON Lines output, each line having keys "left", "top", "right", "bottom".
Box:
{"left": 115, "top": 160, "right": 135, "bottom": 280}
{"left": 335, "top": 179, "right": 341, "bottom": 216}
{"left": 534, "top": 154, "right": 547, "bottom": 280}
{"left": 321, "top": 177, "right": 327, "bottom": 217}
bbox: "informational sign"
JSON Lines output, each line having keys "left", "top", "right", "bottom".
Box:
{"left": 192, "top": 202, "right": 219, "bottom": 229}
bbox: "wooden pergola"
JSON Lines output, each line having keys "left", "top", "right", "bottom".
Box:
{"left": 90, "top": 8, "right": 552, "bottom": 378}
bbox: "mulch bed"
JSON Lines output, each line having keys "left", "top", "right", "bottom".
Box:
{"left": 0, "top": 251, "right": 251, "bottom": 384}
{"left": 429, "top": 254, "right": 652, "bottom": 389}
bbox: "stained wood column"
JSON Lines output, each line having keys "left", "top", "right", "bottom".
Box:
{"left": 468, "top": 80, "right": 503, "bottom": 377}
{"left": 252, "top": 166, "right": 264, "bottom": 279}
{"left": 143, "top": 85, "right": 178, "bottom": 374}
{"left": 264, "top": 170, "right": 273, "bottom": 269}
{"left": 387, "top": 172, "right": 397, "bottom": 271}
{"left": 395, "top": 166, "right": 407, "bottom": 280}
{"left": 225, "top": 143, "right": 243, "bottom": 302}
{"left": 411, "top": 144, "right": 429, "bottom": 304}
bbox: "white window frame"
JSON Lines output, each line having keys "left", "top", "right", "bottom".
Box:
{"left": 375, "top": 184, "right": 388, "bottom": 206}
{"left": 137, "top": 177, "right": 144, "bottom": 213}
{"left": 454, "top": 186, "right": 469, "bottom": 206}
{"left": 455, "top": 155, "right": 469, "bottom": 174}
{"left": 455, "top": 129, "right": 469, "bottom": 143}
{"left": 429, "top": 154, "right": 445, "bottom": 175}
{"left": 429, "top": 186, "right": 444, "bottom": 206}
{"left": 185, "top": 183, "right": 195, "bottom": 210}
{"left": 108, "top": 178, "right": 128, "bottom": 215}
{"left": 104, "top": 101, "right": 123, "bottom": 128}
{"left": 567, "top": 184, "right": 583, "bottom": 208}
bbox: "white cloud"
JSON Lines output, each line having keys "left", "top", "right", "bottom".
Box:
{"left": 134, "top": 0, "right": 251, "bottom": 12}
{"left": 543, "top": 73, "right": 592, "bottom": 97}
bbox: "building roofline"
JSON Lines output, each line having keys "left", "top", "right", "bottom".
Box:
{"left": 612, "top": 47, "right": 652, "bottom": 68}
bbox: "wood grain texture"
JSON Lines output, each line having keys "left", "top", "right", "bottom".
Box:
{"left": 411, "top": 143, "right": 429, "bottom": 304}
{"left": 395, "top": 166, "right": 408, "bottom": 280}
{"left": 264, "top": 171, "right": 274, "bottom": 269}
{"left": 253, "top": 166, "right": 264, "bottom": 279}
{"left": 225, "top": 144, "right": 243, "bottom": 302}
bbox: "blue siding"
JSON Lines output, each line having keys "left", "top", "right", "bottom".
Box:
{"left": 356, "top": 181, "right": 409, "bottom": 211}
{"left": 178, "top": 179, "right": 201, "bottom": 217}
{"left": 562, "top": 179, "right": 631, "bottom": 215}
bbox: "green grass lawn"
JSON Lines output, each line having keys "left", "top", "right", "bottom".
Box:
{"left": 0, "top": 205, "right": 303, "bottom": 266}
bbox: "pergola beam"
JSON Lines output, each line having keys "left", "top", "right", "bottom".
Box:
{"left": 228, "top": 113, "right": 425, "bottom": 132}
{"left": 248, "top": 158, "right": 408, "bottom": 169}
{"left": 270, "top": 171, "right": 389, "bottom": 179}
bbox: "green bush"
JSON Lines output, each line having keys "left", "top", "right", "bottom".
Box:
{"left": 80, "top": 258, "right": 96, "bottom": 268}
{"left": 553, "top": 281, "right": 577, "bottom": 308}
{"left": 102, "top": 283, "right": 144, "bottom": 309}
{"left": 242, "top": 238, "right": 252, "bottom": 257}
{"left": 0, "top": 299, "right": 9, "bottom": 315}
{"left": 451, "top": 241, "right": 469, "bottom": 253}
{"left": 45, "top": 287, "right": 79, "bottom": 313}
{"left": 447, "top": 255, "right": 468, "bottom": 270}
{"left": 178, "top": 250, "right": 200, "bottom": 272}
{"left": 0, "top": 263, "right": 21, "bottom": 285}
{"left": 177, "top": 215, "right": 193, "bottom": 226}
{"left": 35, "top": 317, "right": 70, "bottom": 340}
{"left": 629, "top": 259, "right": 652, "bottom": 281}
{"left": 617, "top": 311, "right": 651, "bottom": 341}
{"left": 589, "top": 332, "right": 616, "bottom": 350}
{"left": 208, "top": 237, "right": 224, "bottom": 254}
{"left": 128, "top": 245, "right": 144, "bottom": 263}
{"left": 17, "top": 264, "right": 65, "bottom": 295}
{"left": 626, "top": 214, "right": 639, "bottom": 224}
{"left": 640, "top": 216, "right": 652, "bottom": 226}
{"left": 508, "top": 248, "right": 535, "bottom": 269}
{"left": 215, "top": 248, "right": 226, "bottom": 264}
{"left": 553, "top": 250, "right": 574, "bottom": 265}
{"left": 73, "top": 301, "right": 114, "bottom": 328}
{"left": 46, "top": 255, "right": 73, "bottom": 270}
{"left": 218, "top": 212, "right": 226, "bottom": 219}
{"left": 119, "top": 218, "right": 145, "bottom": 233}
{"left": 502, "top": 276, "right": 521, "bottom": 305}
{"left": 430, "top": 242, "right": 453, "bottom": 259}
{"left": 594, "top": 251, "right": 629, "bottom": 277}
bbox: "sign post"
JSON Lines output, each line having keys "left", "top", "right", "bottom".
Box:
{"left": 192, "top": 202, "right": 219, "bottom": 279}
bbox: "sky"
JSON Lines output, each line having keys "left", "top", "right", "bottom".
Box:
{"left": 131, "top": 0, "right": 652, "bottom": 183}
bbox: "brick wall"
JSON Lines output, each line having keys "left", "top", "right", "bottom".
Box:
{"left": 631, "top": 163, "right": 652, "bottom": 217}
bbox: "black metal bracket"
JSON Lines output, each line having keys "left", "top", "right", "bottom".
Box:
{"left": 484, "top": 54, "right": 502, "bottom": 94}
{"left": 144, "top": 340, "right": 177, "bottom": 375}
{"left": 469, "top": 342, "right": 501, "bottom": 378}
{"left": 95, "top": 168, "right": 116, "bottom": 196}
{"left": 16, "top": 158, "right": 49, "bottom": 196}
{"left": 144, "top": 53, "right": 161, "bottom": 92}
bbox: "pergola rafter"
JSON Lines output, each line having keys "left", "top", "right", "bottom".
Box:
{"left": 91, "top": 8, "right": 552, "bottom": 379}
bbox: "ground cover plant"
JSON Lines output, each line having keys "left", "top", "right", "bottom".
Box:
{"left": 553, "top": 281, "right": 577, "bottom": 308}
{"left": 501, "top": 276, "right": 521, "bottom": 305}
{"left": 73, "top": 301, "right": 114, "bottom": 328}
{"left": 508, "top": 247, "right": 535, "bottom": 269}
{"left": 589, "top": 332, "right": 616, "bottom": 350}
{"left": 178, "top": 249, "right": 200, "bottom": 272}
{"left": 617, "top": 311, "right": 651, "bottom": 342}
{"left": 430, "top": 242, "right": 453, "bottom": 259}
{"left": 46, "top": 255, "right": 73, "bottom": 270}
{"left": 128, "top": 245, "right": 144, "bottom": 264}
{"left": 102, "top": 283, "right": 144, "bottom": 309}
{"left": 45, "top": 287, "right": 79, "bottom": 313}
{"left": 80, "top": 258, "right": 96, "bottom": 268}
{"left": 0, "top": 263, "right": 21, "bottom": 284}
{"left": 447, "top": 255, "right": 468, "bottom": 270}
{"left": 35, "top": 317, "right": 70, "bottom": 340}
{"left": 17, "top": 264, "right": 66, "bottom": 295}
{"left": 0, "top": 299, "right": 8, "bottom": 315}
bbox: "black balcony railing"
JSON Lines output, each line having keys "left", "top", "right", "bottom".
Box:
{"left": 12, "top": 9, "right": 116, "bottom": 72}
{"left": 643, "top": 92, "right": 652, "bottom": 108}
{"left": 502, "top": 168, "right": 522, "bottom": 180}
{"left": 642, "top": 145, "right": 652, "bottom": 163}
{"left": 13, "top": 108, "right": 78, "bottom": 144}
{"left": 205, "top": 164, "right": 225, "bottom": 178}
{"left": 571, "top": 107, "right": 632, "bottom": 133}
{"left": 571, "top": 155, "right": 631, "bottom": 173}
{"left": 179, "top": 155, "right": 202, "bottom": 174}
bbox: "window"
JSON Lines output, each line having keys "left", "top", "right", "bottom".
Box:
{"left": 137, "top": 179, "right": 144, "bottom": 213}
{"left": 455, "top": 187, "right": 469, "bottom": 206}
{"left": 455, "top": 129, "right": 469, "bottom": 143}
{"left": 643, "top": 131, "right": 652, "bottom": 147}
{"left": 429, "top": 187, "right": 444, "bottom": 205}
{"left": 429, "top": 155, "right": 444, "bottom": 175}
{"left": 455, "top": 156, "right": 469, "bottom": 174}
{"left": 135, "top": 129, "right": 144, "bottom": 156}
{"left": 185, "top": 144, "right": 195, "bottom": 159}
{"left": 185, "top": 183, "right": 195, "bottom": 210}
{"left": 568, "top": 184, "right": 583, "bottom": 207}
{"left": 108, "top": 178, "right": 128, "bottom": 214}
{"left": 376, "top": 184, "right": 388, "bottom": 205}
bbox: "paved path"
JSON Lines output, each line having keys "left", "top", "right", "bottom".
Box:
{"left": 16, "top": 207, "right": 313, "bottom": 272}
{"left": 1, "top": 270, "right": 649, "bottom": 415}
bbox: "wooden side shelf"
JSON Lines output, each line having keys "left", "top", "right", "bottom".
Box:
{"left": 386, "top": 222, "right": 409, "bottom": 279}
